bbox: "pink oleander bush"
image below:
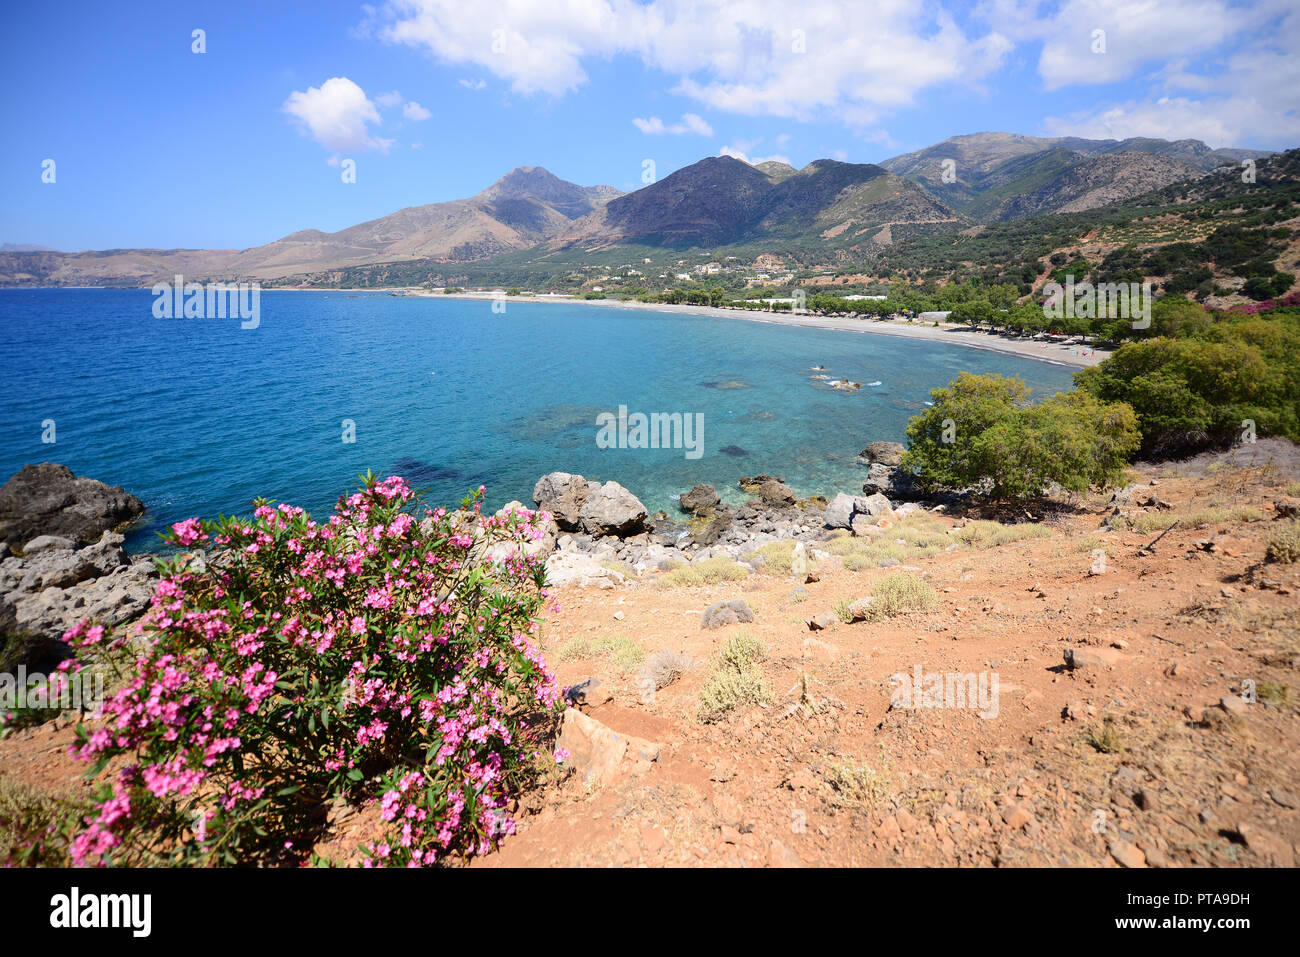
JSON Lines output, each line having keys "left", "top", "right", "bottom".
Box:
{"left": 63, "top": 474, "right": 564, "bottom": 867}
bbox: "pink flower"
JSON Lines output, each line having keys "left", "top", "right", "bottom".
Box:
{"left": 171, "top": 517, "right": 207, "bottom": 546}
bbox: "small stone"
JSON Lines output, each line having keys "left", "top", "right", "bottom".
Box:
{"left": 806, "top": 612, "right": 837, "bottom": 631}
{"left": 1001, "top": 804, "right": 1033, "bottom": 830}
{"left": 846, "top": 597, "right": 873, "bottom": 621}
{"left": 612, "top": 611, "right": 625, "bottom": 621}
{"left": 1064, "top": 646, "right": 1123, "bottom": 671}
{"left": 565, "top": 678, "right": 613, "bottom": 709}
{"left": 1108, "top": 840, "right": 1146, "bottom": 868}
{"left": 1219, "top": 695, "right": 1248, "bottom": 715}
{"left": 640, "top": 825, "right": 666, "bottom": 853}
{"left": 1142, "top": 846, "right": 1169, "bottom": 868}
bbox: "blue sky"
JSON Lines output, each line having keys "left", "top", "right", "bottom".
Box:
{"left": 3, "top": 0, "right": 1297, "bottom": 251}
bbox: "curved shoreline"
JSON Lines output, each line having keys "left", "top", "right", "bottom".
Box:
{"left": 405, "top": 290, "right": 1109, "bottom": 369}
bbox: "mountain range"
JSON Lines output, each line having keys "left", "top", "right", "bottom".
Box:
{"left": 0, "top": 132, "right": 1279, "bottom": 287}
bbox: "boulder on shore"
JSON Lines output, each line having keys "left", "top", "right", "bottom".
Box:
{"left": 0, "top": 463, "right": 145, "bottom": 551}
{"left": 858, "top": 441, "right": 906, "bottom": 467}
{"left": 532, "top": 472, "right": 592, "bottom": 530}
{"left": 679, "top": 483, "right": 721, "bottom": 514}
{"left": 825, "top": 493, "right": 857, "bottom": 529}
{"left": 577, "top": 481, "right": 649, "bottom": 537}
{"left": 755, "top": 479, "right": 797, "bottom": 508}
{"left": 738, "top": 473, "right": 784, "bottom": 493}
{"left": 861, "top": 462, "right": 919, "bottom": 501}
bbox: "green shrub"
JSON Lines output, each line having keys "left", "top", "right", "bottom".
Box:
{"left": 656, "top": 557, "right": 750, "bottom": 588}
{"left": 1075, "top": 313, "right": 1300, "bottom": 457}
{"left": 903, "top": 372, "right": 1139, "bottom": 503}
{"left": 955, "top": 520, "right": 1054, "bottom": 548}
{"left": 697, "top": 633, "right": 770, "bottom": 723}
{"left": 557, "top": 634, "right": 644, "bottom": 671}
{"left": 1266, "top": 520, "right": 1300, "bottom": 563}
{"left": 824, "top": 756, "right": 891, "bottom": 809}
{"left": 861, "top": 573, "right": 939, "bottom": 621}
{"left": 752, "top": 541, "right": 795, "bottom": 575}
{"left": 0, "top": 778, "right": 84, "bottom": 866}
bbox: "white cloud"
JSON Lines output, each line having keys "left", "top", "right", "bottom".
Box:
{"left": 632, "top": 112, "right": 713, "bottom": 135}
{"left": 1035, "top": 1, "right": 1300, "bottom": 147}
{"left": 403, "top": 100, "right": 432, "bottom": 121}
{"left": 372, "top": 0, "right": 1013, "bottom": 123}
{"left": 374, "top": 89, "right": 404, "bottom": 108}
{"left": 283, "top": 77, "right": 394, "bottom": 153}
{"left": 458, "top": 78, "right": 487, "bottom": 90}
{"left": 719, "top": 145, "right": 792, "bottom": 166}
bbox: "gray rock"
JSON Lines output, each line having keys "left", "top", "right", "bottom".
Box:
{"left": 565, "top": 677, "right": 613, "bottom": 709}
{"left": 578, "top": 481, "right": 649, "bottom": 537}
{"left": 532, "top": 472, "right": 591, "bottom": 531}
{"left": 825, "top": 493, "right": 856, "bottom": 529}
{"left": 854, "top": 493, "right": 893, "bottom": 516}
{"left": 701, "top": 599, "right": 754, "bottom": 630}
{"left": 0, "top": 463, "right": 145, "bottom": 550}
{"left": 861, "top": 463, "right": 919, "bottom": 500}
{"left": 22, "top": 534, "right": 77, "bottom": 556}
{"left": 20, "top": 547, "right": 98, "bottom": 591}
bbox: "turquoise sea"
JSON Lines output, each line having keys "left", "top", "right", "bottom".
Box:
{"left": 0, "top": 290, "right": 1074, "bottom": 550}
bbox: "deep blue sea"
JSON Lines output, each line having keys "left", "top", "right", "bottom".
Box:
{"left": 0, "top": 290, "right": 1074, "bottom": 550}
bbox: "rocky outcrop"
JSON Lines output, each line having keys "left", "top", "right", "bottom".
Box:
{"left": 858, "top": 441, "right": 906, "bottom": 466}
{"left": 754, "top": 479, "right": 797, "bottom": 508}
{"left": 556, "top": 707, "right": 661, "bottom": 788}
{"left": 0, "top": 463, "right": 145, "bottom": 551}
{"left": 532, "top": 472, "right": 593, "bottom": 530}
{"left": 0, "top": 530, "right": 158, "bottom": 664}
{"left": 825, "top": 492, "right": 895, "bottom": 530}
{"left": 578, "top": 481, "right": 648, "bottom": 537}
{"left": 679, "top": 483, "right": 721, "bottom": 514}
{"left": 534, "top": 473, "right": 648, "bottom": 537}
{"left": 738, "top": 474, "right": 784, "bottom": 493}
{"left": 861, "top": 462, "right": 920, "bottom": 500}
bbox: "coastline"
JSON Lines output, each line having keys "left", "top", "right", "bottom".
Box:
{"left": 408, "top": 290, "right": 1110, "bottom": 369}
{"left": 2, "top": 286, "right": 1108, "bottom": 368}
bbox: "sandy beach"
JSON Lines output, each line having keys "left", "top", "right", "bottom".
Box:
{"left": 410, "top": 291, "right": 1110, "bottom": 369}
